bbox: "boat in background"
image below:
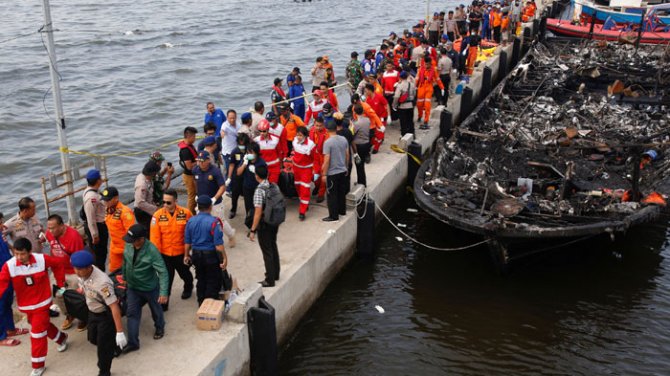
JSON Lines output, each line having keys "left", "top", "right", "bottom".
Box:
{"left": 577, "top": 0, "right": 670, "bottom": 24}
{"left": 547, "top": 18, "right": 670, "bottom": 43}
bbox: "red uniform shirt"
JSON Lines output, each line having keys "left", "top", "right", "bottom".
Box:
{"left": 292, "top": 138, "right": 319, "bottom": 174}
{"left": 254, "top": 134, "right": 282, "bottom": 166}
{"left": 269, "top": 123, "right": 288, "bottom": 160}
{"left": 45, "top": 226, "right": 84, "bottom": 275}
{"left": 365, "top": 93, "right": 389, "bottom": 119}
{"left": 381, "top": 70, "right": 400, "bottom": 96}
{"left": 0, "top": 253, "right": 65, "bottom": 312}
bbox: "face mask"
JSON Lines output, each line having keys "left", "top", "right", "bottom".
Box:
{"left": 239, "top": 145, "right": 246, "bottom": 151}
{"left": 245, "top": 154, "right": 255, "bottom": 161}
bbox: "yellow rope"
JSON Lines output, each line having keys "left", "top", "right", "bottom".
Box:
{"left": 390, "top": 144, "right": 422, "bottom": 165}
{"left": 59, "top": 136, "right": 204, "bottom": 158}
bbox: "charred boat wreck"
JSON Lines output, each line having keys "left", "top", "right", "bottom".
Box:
{"left": 414, "top": 38, "right": 670, "bottom": 271}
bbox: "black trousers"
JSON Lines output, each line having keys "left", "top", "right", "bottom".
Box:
{"left": 230, "top": 178, "right": 243, "bottom": 214}
{"left": 398, "top": 107, "right": 415, "bottom": 136}
{"left": 243, "top": 186, "right": 255, "bottom": 223}
{"left": 384, "top": 94, "right": 398, "bottom": 120}
{"left": 191, "top": 250, "right": 223, "bottom": 305}
{"left": 87, "top": 310, "right": 116, "bottom": 376}
{"left": 85, "top": 222, "right": 109, "bottom": 272}
{"left": 161, "top": 254, "right": 193, "bottom": 302}
{"left": 326, "top": 172, "right": 347, "bottom": 219}
{"left": 447, "top": 31, "right": 455, "bottom": 42}
{"left": 438, "top": 74, "right": 451, "bottom": 106}
{"left": 354, "top": 143, "right": 370, "bottom": 186}
{"left": 493, "top": 26, "right": 502, "bottom": 43}
{"left": 258, "top": 222, "right": 280, "bottom": 283}
{"left": 429, "top": 30, "right": 439, "bottom": 46}
{"left": 134, "top": 208, "right": 152, "bottom": 236}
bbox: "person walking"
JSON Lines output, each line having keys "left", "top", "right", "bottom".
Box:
{"left": 204, "top": 102, "right": 226, "bottom": 138}
{"left": 437, "top": 48, "right": 453, "bottom": 106}
{"left": 345, "top": 51, "right": 363, "bottom": 96}
{"left": 150, "top": 188, "right": 194, "bottom": 311}
{"left": 120, "top": 224, "right": 168, "bottom": 353}
{"left": 70, "top": 251, "right": 127, "bottom": 376}
{"left": 45, "top": 214, "right": 86, "bottom": 331}
{"left": 279, "top": 103, "right": 305, "bottom": 153}
{"left": 183, "top": 196, "right": 228, "bottom": 306}
{"left": 101, "top": 187, "right": 135, "bottom": 273}
{"left": 193, "top": 151, "right": 237, "bottom": 247}
{"left": 416, "top": 56, "right": 444, "bottom": 129}
{"left": 220, "top": 110, "right": 241, "bottom": 175}
{"left": 392, "top": 70, "right": 416, "bottom": 136}
{"left": 178, "top": 126, "right": 199, "bottom": 214}
{"left": 228, "top": 133, "right": 251, "bottom": 219}
{"left": 148, "top": 151, "right": 174, "bottom": 206}
{"left": 310, "top": 56, "right": 327, "bottom": 92}
{"left": 80, "top": 171, "right": 109, "bottom": 271}
{"left": 254, "top": 119, "right": 283, "bottom": 184}
{"left": 133, "top": 161, "right": 160, "bottom": 234}
{"left": 247, "top": 165, "right": 280, "bottom": 287}
{"left": 321, "top": 119, "right": 350, "bottom": 222}
{"left": 309, "top": 116, "right": 330, "bottom": 203}
{"left": 291, "top": 126, "right": 317, "bottom": 221}
{"left": 364, "top": 83, "right": 389, "bottom": 153}
{"left": 287, "top": 76, "right": 307, "bottom": 120}
{"left": 237, "top": 142, "right": 268, "bottom": 225}
{"left": 270, "top": 78, "right": 287, "bottom": 115}
{"left": 351, "top": 105, "right": 371, "bottom": 186}
{"left": 0, "top": 233, "right": 26, "bottom": 347}
{"left": 0, "top": 238, "right": 68, "bottom": 376}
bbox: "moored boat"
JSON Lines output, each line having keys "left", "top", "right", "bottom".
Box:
{"left": 578, "top": 0, "right": 670, "bottom": 24}
{"left": 546, "top": 17, "right": 670, "bottom": 43}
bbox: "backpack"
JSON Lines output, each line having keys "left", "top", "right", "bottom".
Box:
{"left": 261, "top": 183, "right": 286, "bottom": 226}
{"left": 79, "top": 188, "right": 95, "bottom": 223}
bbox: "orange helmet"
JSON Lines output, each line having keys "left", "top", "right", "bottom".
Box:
{"left": 257, "top": 119, "right": 270, "bottom": 132}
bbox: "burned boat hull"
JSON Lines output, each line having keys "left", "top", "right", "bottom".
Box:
{"left": 414, "top": 37, "right": 669, "bottom": 269}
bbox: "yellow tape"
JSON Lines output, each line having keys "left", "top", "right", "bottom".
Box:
{"left": 59, "top": 136, "right": 204, "bottom": 158}
{"left": 390, "top": 144, "right": 422, "bottom": 165}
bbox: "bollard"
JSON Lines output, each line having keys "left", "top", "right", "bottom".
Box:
{"left": 539, "top": 16, "right": 547, "bottom": 42}
{"left": 356, "top": 197, "right": 375, "bottom": 258}
{"left": 498, "top": 51, "right": 508, "bottom": 82}
{"left": 533, "top": 19, "right": 540, "bottom": 37}
{"left": 439, "top": 110, "right": 453, "bottom": 140}
{"left": 407, "top": 141, "right": 423, "bottom": 188}
{"left": 248, "top": 296, "right": 278, "bottom": 376}
{"left": 522, "top": 27, "right": 532, "bottom": 55}
{"left": 481, "top": 66, "right": 492, "bottom": 99}
{"left": 511, "top": 37, "right": 521, "bottom": 68}
{"left": 551, "top": 1, "right": 558, "bottom": 18}
{"left": 460, "top": 87, "right": 473, "bottom": 122}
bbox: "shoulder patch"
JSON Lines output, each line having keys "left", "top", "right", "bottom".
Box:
{"left": 151, "top": 217, "right": 157, "bottom": 226}
{"left": 101, "top": 286, "right": 111, "bottom": 298}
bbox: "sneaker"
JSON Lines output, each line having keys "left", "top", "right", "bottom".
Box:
{"left": 60, "top": 316, "right": 73, "bottom": 331}
{"left": 49, "top": 309, "right": 59, "bottom": 318}
{"left": 76, "top": 321, "right": 87, "bottom": 332}
{"left": 57, "top": 334, "right": 68, "bottom": 352}
{"left": 31, "top": 368, "right": 46, "bottom": 376}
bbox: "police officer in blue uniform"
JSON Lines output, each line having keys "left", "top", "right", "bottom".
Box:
{"left": 183, "top": 196, "right": 228, "bottom": 306}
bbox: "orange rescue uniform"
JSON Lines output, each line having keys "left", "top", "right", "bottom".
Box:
{"left": 150, "top": 205, "right": 192, "bottom": 257}
{"left": 416, "top": 64, "right": 444, "bottom": 124}
{"left": 105, "top": 202, "right": 135, "bottom": 272}
{"left": 280, "top": 113, "right": 305, "bottom": 144}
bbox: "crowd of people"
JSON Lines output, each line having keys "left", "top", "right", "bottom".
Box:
{"left": 0, "top": 2, "right": 540, "bottom": 375}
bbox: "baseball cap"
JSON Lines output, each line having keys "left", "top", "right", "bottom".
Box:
{"left": 86, "top": 169, "right": 101, "bottom": 180}
{"left": 149, "top": 151, "right": 165, "bottom": 162}
{"left": 70, "top": 251, "right": 94, "bottom": 268}
{"left": 265, "top": 112, "right": 277, "bottom": 121}
{"left": 197, "top": 195, "right": 212, "bottom": 207}
{"left": 203, "top": 135, "right": 216, "bottom": 145}
{"left": 100, "top": 186, "right": 119, "bottom": 201}
{"left": 123, "top": 224, "right": 147, "bottom": 243}
{"left": 197, "top": 150, "right": 210, "bottom": 161}
{"left": 241, "top": 112, "right": 252, "bottom": 122}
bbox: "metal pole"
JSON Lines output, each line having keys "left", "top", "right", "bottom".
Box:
{"left": 41, "top": 0, "right": 78, "bottom": 226}
{"left": 426, "top": 0, "right": 430, "bottom": 22}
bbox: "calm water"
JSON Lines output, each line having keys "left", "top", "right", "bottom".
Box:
{"left": 3, "top": 1, "right": 670, "bottom": 375}
{"left": 280, "top": 195, "right": 670, "bottom": 375}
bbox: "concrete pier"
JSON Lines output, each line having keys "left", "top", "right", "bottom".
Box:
{"left": 1, "top": 4, "right": 549, "bottom": 375}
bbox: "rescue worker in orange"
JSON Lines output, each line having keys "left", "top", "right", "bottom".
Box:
{"left": 364, "top": 83, "right": 389, "bottom": 153}
{"left": 466, "top": 29, "right": 482, "bottom": 76}
{"left": 101, "top": 187, "right": 135, "bottom": 272}
{"left": 309, "top": 115, "right": 330, "bottom": 203}
{"left": 278, "top": 103, "right": 305, "bottom": 153}
{"left": 491, "top": 5, "right": 503, "bottom": 43}
{"left": 149, "top": 188, "right": 193, "bottom": 311}
{"left": 416, "top": 55, "right": 444, "bottom": 129}
{"left": 291, "top": 126, "right": 318, "bottom": 221}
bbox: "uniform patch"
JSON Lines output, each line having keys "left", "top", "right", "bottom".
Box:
{"left": 151, "top": 217, "right": 157, "bottom": 225}
{"left": 101, "top": 286, "right": 111, "bottom": 297}
{"left": 208, "top": 175, "right": 214, "bottom": 181}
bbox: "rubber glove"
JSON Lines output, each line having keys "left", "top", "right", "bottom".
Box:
{"left": 56, "top": 287, "right": 66, "bottom": 297}
{"left": 225, "top": 178, "right": 231, "bottom": 186}
{"left": 353, "top": 153, "right": 362, "bottom": 165}
{"left": 116, "top": 332, "right": 127, "bottom": 349}
{"left": 313, "top": 174, "right": 320, "bottom": 182}
{"left": 211, "top": 197, "right": 216, "bottom": 205}
{"left": 379, "top": 126, "right": 386, "bottom": 133}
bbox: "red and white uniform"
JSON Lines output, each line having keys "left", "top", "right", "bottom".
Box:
{"left": 254, "top": 134, "right": 282, "bottom": 183}
{"left": 292, "top": 138, "right": 319, "bottom": 215}
{"left": 0, "top": 253, "right": 67, "bottom": 370}
{"left": 308, "top": 127, "right": 330, "bottom": 199}
{"left": 268, "top": 123, "right": 289, "bottom": 161}
{"left": 304, "top": 98, "right": 329, "bottom": 124}
{"left": 381, "top": 70, "right": 400, "bottom": 96}
{"left": 365, "top": 93, "right": 389, "bottom": 152}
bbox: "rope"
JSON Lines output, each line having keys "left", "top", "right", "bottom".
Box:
{"left": 390, "top": 144, "right": 422, "bottom": 165}
{"left": 59, "top": 135, "right": 205, "bottom": 158}
{"left": 372, "top": 198, "right": 491, "bottom": 251}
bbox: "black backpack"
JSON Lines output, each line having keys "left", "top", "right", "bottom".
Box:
{"left": 261, "top": 183, "right": 286, "bottom": 227}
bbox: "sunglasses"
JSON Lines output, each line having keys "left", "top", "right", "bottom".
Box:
{"left": 260, "top": 130, "right": 268, "bottom": 133}
{"left": 163, "top": 201, "right": 174, "bottom": 205}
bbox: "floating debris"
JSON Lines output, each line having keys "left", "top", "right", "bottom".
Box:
{"left": 375, "top": 305, "right": 385, "bottom": 314}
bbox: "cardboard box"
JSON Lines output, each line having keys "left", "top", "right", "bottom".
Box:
{"left": 196, "top": 298, "right": 225, "bottom": 331}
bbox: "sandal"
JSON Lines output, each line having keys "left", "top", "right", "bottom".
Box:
{"left": 6, "top": 328, "right": 29, "bottom": 337}
{"left": 0, "top": 338, "right": 21, "bottom": 346}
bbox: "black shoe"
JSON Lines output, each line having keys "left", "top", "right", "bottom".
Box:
{"left": 49, "top": 309, "right": 60, "bottom": 318}
{"left": 364, "top": 154, "right": 371, "bottom": 164}
{"left": 322, "top": 217, "right": 338, "bottom": 222}
{"left": 181, "top": 288, "right": 192, "bottom": 300}
{"left": 229, "top": 211, "right": 236, "bottom": 219}
{"left": 316, "top": 196, "right": 325, "bottom": 203}
{"left": 372, "top": 149, "right": 378, "bottom": 154}
{"left": 299, "top": 213, "right": 305, "bottom": 221}
{"left": 260, "top": 280, "right": 275, "bottom": 287}
{"left": 339, "top": 212, "right": 346, "bottom": 216}
{"left": 122, "top": 346, "right": 139, "bottom": 354}
{"left": 153, "top": 329, "right": 164, "bottom": 340}
{"left": 161, "top": 304, "right": 168, "bottom": 312}
{"left": 98, "top": 372, "right": 111, "bottom": 376}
